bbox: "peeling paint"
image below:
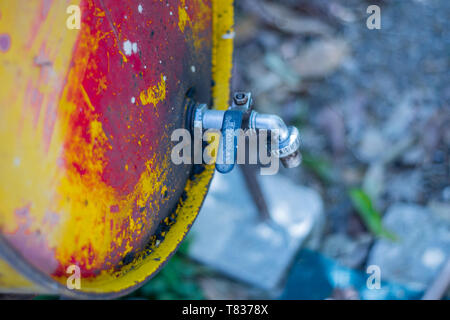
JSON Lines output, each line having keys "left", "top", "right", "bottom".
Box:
{"left": 139, "top": 74, "right": 167, "bottom": 107}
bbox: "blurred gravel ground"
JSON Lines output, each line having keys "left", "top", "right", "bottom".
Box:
{"left": 229, "top": 0, "right": 449, "bottom": 297}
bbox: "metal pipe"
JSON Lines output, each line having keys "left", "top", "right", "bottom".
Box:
{"left": 202, "top": 110, "right": 290, "bottom": 142}
{"left": 249, "top": 112, "right": 290, "bottom": 141}
{"left": 202, "top": 109, "right": 225, "bottom": 130}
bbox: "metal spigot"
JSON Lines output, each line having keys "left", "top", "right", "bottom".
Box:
{"left": 248, "top": 110, "right": 302, "bottom": 169}
{"left": 188, "top": 92, "right": 302, "bottom": 173}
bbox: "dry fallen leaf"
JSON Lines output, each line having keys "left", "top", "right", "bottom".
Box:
{"left": 291, "top": 38, "right": 350, "bottom": 79}
{"left": 241, "top": 0, "right": 333, "bottom": 37}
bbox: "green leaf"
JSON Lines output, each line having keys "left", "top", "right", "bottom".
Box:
{"left": 349, "top": 188, "right": 397, "bottom": 241}
{"left": 302, "top": 151, "right": 334, "bottom": 183}
{"left": 33, "top": 295, "right": 59, "bottom": 300}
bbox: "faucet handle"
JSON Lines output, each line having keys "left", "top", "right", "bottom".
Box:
{"left": 215, "top": 110, "right": 243, "bottom": 173}
{"left": 215, "top": 92, "right": 254, "bottom": 174}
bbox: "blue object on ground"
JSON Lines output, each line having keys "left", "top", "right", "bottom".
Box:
{"left": 281, "top": 249, "right": 424, "bottom": 300}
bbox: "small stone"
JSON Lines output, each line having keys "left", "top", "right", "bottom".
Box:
{"left": 322, "top": 233, "right": 372, "bottom": 269}
{"left": 357, "top": 128, "right": 387, "bottom": 163}
{"left": 401, "top": 146, "right": 425, "bottom": 166}
{"left": 363, "top": 163, "right": 385, "bottom": 203}
{"left": 442, "top": 186, "right": 450, "bottom": 202}
{"left": 427, "top": 201, "right": 450, "bottom": 223}
{"left": 367, "top": 204, "right": 450, "bottom": 290}
{"left": 387, "top": 170, "right": 423, "bottom": 202}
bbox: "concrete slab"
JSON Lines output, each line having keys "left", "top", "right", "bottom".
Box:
{"left": 367, "top": 203, "right": 450, "bottom": 291}
{"left": 188, "top": 168, "right": 324, "bottom": 291}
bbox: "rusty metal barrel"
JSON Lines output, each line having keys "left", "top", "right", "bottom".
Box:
{"left": 0, "top": 0, "right": 233, "bottom": 298}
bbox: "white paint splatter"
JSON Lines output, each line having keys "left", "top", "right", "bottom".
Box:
{"left": 123, "top": 40, "right": 138, "bottom": 56}
{"left": 222, "top": 31, "right": 235, "bottom": 39}
{"left": 13, "top": 157, "right": 21, "bottom": 167}
{"left": 422, "top": 248, "right": 445, "bottom": 269}
{"left": 138, "top": 4, "right": 143, "bottom": 13}
{"left": 191, "top": 65, "right": 196, "bottom": 73}
{"left": 131, "top": 97, "right": 136, "bottom": 104}
{"left": 123, "top": 40, "right": 132, "bottom": 56}
{"left": 170, "top": 11, "right": 173, "bottom": 16}
{"left": 163, "top": 76, "right": 167, "bottom": 81}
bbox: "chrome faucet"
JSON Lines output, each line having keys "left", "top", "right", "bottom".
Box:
{"left": 188, "top": 92, "right": 302, "bottom": 173}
